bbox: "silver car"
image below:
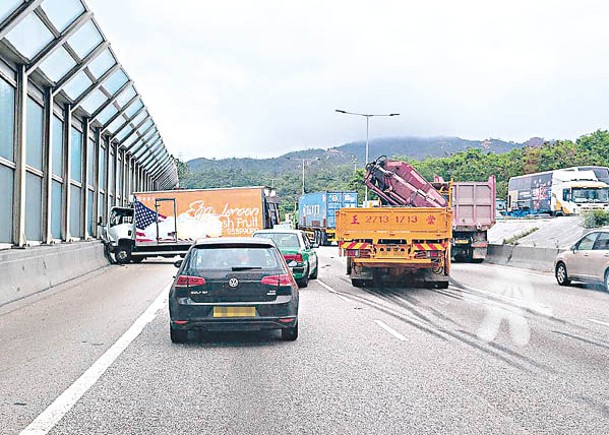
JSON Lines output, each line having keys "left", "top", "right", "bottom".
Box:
{"left": 555, "top": 230, "right": 609, "bottom": 290}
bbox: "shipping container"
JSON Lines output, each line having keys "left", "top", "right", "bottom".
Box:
{"left": 298, "top": 191, "right": 358, "bottom": 245}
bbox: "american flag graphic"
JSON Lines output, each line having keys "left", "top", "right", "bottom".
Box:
{"left": 135, "top": 200, "right": 166, "bottom": 242}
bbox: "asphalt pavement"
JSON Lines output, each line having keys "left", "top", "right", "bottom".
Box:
{"left": 2, "top": 248, "right": 609, "bottom": 434}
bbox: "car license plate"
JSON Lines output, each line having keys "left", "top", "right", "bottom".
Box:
{"left": 213, "top": 306, "right": 256, "bottom": 318}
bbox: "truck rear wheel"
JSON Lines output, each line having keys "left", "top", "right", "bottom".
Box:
{"left": 351, "top": 279, "right": 364, "bottom": 288}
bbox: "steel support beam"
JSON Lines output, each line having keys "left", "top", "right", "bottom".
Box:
{"left": 112, "top": 143, "right": 118, "bottom": 206}
{"left": 12, "top": 65, "right": 27, "bottom": 246}
{"left": 92, "top": 127, "right": 101, "bottom": 236}
{"left": 62, "top": 104, "right": 72, "bottom": 240}
{"left": 43, "top": 87, "right": 53, "bottom": 243}
{"left": 82, "top": 118, "right": 91, "bottom": 238}
{"left": 102, "top": 135, "right": 110, "bottom": 224}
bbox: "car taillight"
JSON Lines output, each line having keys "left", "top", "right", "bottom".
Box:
{"left": 284, "top": 254, "right": 303, "bottom": 262}
{"left": 261, "top": 274, "right": 297, "bottom": 288}
{"left": 175, "top": 275, "right": 206, "bottom": 287}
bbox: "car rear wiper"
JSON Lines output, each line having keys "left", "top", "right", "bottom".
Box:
{"left": 231, "top": 266, "right": 263, "bottom": 271}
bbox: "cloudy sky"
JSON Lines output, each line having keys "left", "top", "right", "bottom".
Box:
{"left": 90, "top": 0, "right": 609, "bottom": 160}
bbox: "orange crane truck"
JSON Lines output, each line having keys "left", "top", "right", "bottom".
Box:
{"left": 336, "top": 156, "right": 453, "bottom": 288}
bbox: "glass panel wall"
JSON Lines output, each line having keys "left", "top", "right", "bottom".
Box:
{"left": 87, "top": 134, "right": 96, "bottom": 184}
{"left": 70, "top": 185, "right": 82, "bottom": 238}
{"left": 70, "top": 127, "right": 82, "bottom": 183}
{"left": 26, "top": 98, "right": 44, "bottom": 170}
{"left": 99, "top": 192, "right": 106, "bottom": 224}
{"left": 87, "top": 190, "right": 94, "bottom": 235}
{"left": 51, "top": 180, "right": 62, "bottom": 240}
{"left": 52, "top": 116, "right": 64, "bottom": 176}
{"left": 0, "top": 78, "right": 14, "bottom": 161}
{"left": 0, "top": 165, "right": 13, "bottom": 243}
{"left": 25, "top": 173, "right": 42, "bottom": 241}
{"left": 100, "top": 146, "right": 106, "bottom": 187}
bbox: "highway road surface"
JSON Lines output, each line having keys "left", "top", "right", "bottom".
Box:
{"left": 2, "top": 248, "right": 609, "bottom": 434}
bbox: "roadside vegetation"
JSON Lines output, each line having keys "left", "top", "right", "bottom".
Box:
{"left": 582, "top": 209, "right": 609, "bottom": 228}
{"left": 403, "top": 130, "right": 609, "bottom": 198}
{"left": 503, "top": 227, "right": 540, "bottom": 245}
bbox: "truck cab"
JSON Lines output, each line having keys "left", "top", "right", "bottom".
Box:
{"left": 553, "top": 180, "right": 609, "bottom": 215}
{"left": 104, "top": 206, "right": 137, "bottom": 263}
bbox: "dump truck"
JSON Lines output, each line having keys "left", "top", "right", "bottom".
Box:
{"left": 298, "top": 191, "right": 358, "bottom": 246}
{"left": 336, "top": 156, "right": 452, "bottom": 288}
{"left": 435, "top": 175, "right": 496, "bottom": 262}
{"left": 104, "top": 186, "right": 280, "bottom": 263}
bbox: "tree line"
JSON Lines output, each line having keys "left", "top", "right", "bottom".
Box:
{"left": 178, "top": 130, "right": 609, "bottom": 218}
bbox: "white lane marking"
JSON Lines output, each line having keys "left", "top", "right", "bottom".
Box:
{"left": 374, "top": 320, "right": 407, "bottom": 342}
{"left": 316, "top": 279, "right": 337, "bottom": 293}
{"left": 588, "top": 319, "right": 609, "bottom": 327}
{"left": 316, "top": 279, "right": 352, "bottom": 303}
{"left": 336, "top": 294, "right": 352, "bottom": 303}
{"left": 19, "top": 284, "right": 170, "bottom": 435}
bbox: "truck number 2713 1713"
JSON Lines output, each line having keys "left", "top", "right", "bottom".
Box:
{"left": 364, "top": 215, "right": 418, "bottom": 224}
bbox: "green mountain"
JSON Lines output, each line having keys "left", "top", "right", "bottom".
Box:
{"left": 180, "top": 136, "right": 527, "bottom": 216}
{"left": 186, "top": 136, "right": 524, "bottom": 179}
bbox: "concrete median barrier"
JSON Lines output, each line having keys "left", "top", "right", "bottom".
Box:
{"left": 0, "top": 241, "right": 110, "bottom": 307}
{"left": 486, "top": 244, "right": 560, "bottom": 273}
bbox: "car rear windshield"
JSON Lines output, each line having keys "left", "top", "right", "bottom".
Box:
{"left": 254, "top": 233, "right": 300, "bottom": 249}
{"left": 188, "top": 246, "right": 284, "bottom": 271}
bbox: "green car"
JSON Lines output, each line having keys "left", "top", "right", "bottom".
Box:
{"left": 252, "top": 229, "right": 319, "bottom": 287}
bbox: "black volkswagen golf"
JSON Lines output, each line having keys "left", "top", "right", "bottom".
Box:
{"left": 169, "top": 238, "right": 299, "bottom": 343}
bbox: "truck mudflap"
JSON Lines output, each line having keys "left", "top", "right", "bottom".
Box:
{"left": 471, "top": 247, "right": 488, "bottom": 261}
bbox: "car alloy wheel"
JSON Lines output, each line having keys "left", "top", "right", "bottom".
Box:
{"left": 556, "top": 263, "right": 570, "bottom": 286}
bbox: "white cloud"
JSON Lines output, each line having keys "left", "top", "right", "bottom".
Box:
{"left": 90, "top": 0, "right": 609, "bottom": 159}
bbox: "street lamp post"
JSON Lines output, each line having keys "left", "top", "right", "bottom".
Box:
{"left": 302, "top": 159, "right": 305, "bottom": 195}
{"left": 285, "top": 157, "right": 319, "bottom": 196}
{"left": 335, "top": 110, "right": 400, "bottom": 202}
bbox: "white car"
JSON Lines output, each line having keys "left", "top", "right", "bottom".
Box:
{"left": 555, "top": 230, "right": 609, "bottom": 291}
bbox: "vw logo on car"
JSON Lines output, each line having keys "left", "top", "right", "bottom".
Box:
{"left": 228, "top": 277, "right": 239, "bottom": 288}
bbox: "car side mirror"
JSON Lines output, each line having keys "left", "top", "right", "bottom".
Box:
{"left": 174, "top": 259, "right": 183, "bottom": 268}
{"left": 570, "top": 245, "right": 577, "bottom": 252}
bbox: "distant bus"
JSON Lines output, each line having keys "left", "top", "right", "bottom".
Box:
{"left": 507, "top": 167, "right": 609, "bottom": 216}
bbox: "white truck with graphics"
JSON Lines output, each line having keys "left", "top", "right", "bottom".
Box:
{"left": 104, "top": 187, "right": 280, "bottom": 263}
{"left": 507, "top": 168, "right": 609, "bottom": 216}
